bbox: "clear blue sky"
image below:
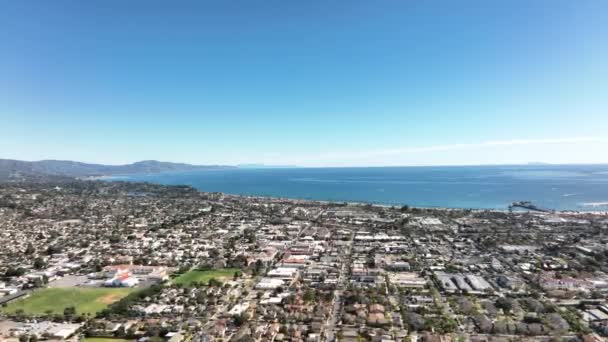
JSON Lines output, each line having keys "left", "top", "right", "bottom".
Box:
{"left": 1, "top": 1, "right": 607, "bottom": 166}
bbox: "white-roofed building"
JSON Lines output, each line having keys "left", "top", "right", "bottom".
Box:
{"left": 255, "top": 278, "right": 284, "bottom": 289}
{"left": 267, "top": 267, "right": 298, "bottom": 281}
{"left": 228, "top": 302, "right": 250, "bottom": 315}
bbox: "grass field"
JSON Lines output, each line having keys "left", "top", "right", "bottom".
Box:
{"left": 83, "top": 339, "right": 133, "bottom": 342}
{"left": 1, "top": 287, "right": 136, "bottom": 315}
{"left": 173, "top": 268, "right": 239, "bottom": 287}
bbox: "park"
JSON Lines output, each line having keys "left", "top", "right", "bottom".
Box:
{"left": 1, "top": 288, "right": 135, "bottom": 316}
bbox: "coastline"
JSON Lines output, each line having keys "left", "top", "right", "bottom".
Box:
{"left": 222, "top": 193, "right": 608, "bottom": 215}
{"left": 93, "top": 177, "right": 608, "bottom": 215}
{"left": 91, "top": 164, "right": 608, "bottom": 213}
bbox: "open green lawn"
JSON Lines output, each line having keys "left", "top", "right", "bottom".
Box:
{"left": 83, "top": 339, "right": 133, "bottom": 342}
{"left": 173, "top": 268, "right": 239, "bottom": 287}
{"left": 1, "top": 287, "right": 135, "bottom": 315}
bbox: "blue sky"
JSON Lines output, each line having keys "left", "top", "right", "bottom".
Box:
{"left": 1, "top": 1, "right": 607, "bottom": 166}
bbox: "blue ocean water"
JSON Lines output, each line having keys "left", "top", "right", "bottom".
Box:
{"left": 106, "top": 165, "right": 608, "bottom": 211}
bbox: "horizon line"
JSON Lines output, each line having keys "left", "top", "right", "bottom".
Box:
{"left": 4, "top": 157, "right": 608, "bottom": 169}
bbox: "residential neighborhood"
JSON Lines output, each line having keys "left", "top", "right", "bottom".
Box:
{"left": 1, "top": 180, "right": 608, "bottom": 341}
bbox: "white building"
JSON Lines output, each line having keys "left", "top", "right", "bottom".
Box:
{"left": 104, "top": 272, "right": 139, "bottom": 287}
{"left": 228, "top": 302, "right": 250, "bottom": 315}
{"left": 255, "top": 278, "right": 284, "bottom": 289}
{"left": 267, "top": 267, "right": 298, "bottom": 281}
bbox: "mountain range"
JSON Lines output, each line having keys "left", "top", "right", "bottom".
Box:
{"left": 0, "top": 159, "right": 234, "bottom": 182}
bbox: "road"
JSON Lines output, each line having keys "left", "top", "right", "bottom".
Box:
{"left": 324, "top": 228, "right": 356, "bottom": 342}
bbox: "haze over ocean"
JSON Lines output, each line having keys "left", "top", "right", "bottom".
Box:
{"left": 107, "top": 164, "right": 608, "bottom": 211}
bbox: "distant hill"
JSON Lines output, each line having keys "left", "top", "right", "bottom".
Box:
{"left": 0, "top": 159, "right": 234, "bottom": 182}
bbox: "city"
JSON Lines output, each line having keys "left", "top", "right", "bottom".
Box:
{"left": 0, "top": 180, "right": 607, "bottom": 341}
{"left": 3, "top": 1, "right": 608, "bottom": 341}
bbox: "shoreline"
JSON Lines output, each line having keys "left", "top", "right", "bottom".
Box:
{"left": 228, "top": 193, "right": 608, "bottom": 215}
{"left": 94, "top": 177, "right": 608, "bottom": 215}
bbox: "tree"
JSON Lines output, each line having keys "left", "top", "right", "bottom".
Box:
{"left": 33, "top": 257, "right": 46, "bottom": 269}
{"left": 32, "top": 277, "right": 44, "bottom": 288}
{"left": 63, "top": 306, "right": 76, "bottom": 320}
{"left": 208, "top": 249, "right": 220, "bottom": 259}
{"left": 208, "top": 278, "right": 222, "bottom": 287}
{"left": 177, "top": 265, "right": 190, "bottom": 274}
{"left": 46, "top": 245, "right": 62, "bottom": 255}
{"left": 5, "top": 267, "right": 26, "bottom": 277}
{"left": 303, "top": 289, "right": 316, "bottom": 303}
{"left": 495, "top": 297, "right": 513, "bottom": 314}
{"left": 114, "top": 326, "right": 126, "bottom": 337}
{"left": 25, "top": 244, "right": 35, "bottom": 255}
{"left": 243, "top": 228, "right": 256, "bottom": 244}
{"left": 233, "top": 313, "right": 249, "bottom": 327}
{"left": 366, "top": 257, "right": 375, "bottom": 268}
{"left": 404, "top": 312, "right": 425, "bottom": 331}
{"left": 252, "top": 259, "right": 264, "bottom": 276}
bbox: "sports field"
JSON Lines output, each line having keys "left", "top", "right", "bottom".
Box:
{"left": 1, "top": 287, "right": 135, "bottom": 315}
{"left": 173, "top": 268, "right": 239, "bottom": 287}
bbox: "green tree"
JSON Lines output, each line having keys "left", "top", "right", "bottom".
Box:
{"left": 63, "top": 306, "right": 76, "bottom": 321}
{"left": 303, "top": 289, "right": 316, "bottom": 303}
{"left": 33, "top": 257, "right": 46, "bottom": 269}
{"left": 208, "top": 277, "right": 222, "bottom": 287}
{"left": 25, "top": 244, "right": 35, "bottom": 255}
{"left": 495, "top": 297, "right": 512, "bottom": 314}
{"left": 233, "top": 313, "right": 249, "bottom": 327}
{"left": 252, "top": 259, "right": 264, "bottom": 276}
{"left": 5, "top": 267, "right": 26, "bottom": 277}
{"left": 114, "top": 326, "right": 126, "bottom": 337}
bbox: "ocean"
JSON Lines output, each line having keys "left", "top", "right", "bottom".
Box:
{"left": 106, "top": 164, "right": 608, "bottom": 211}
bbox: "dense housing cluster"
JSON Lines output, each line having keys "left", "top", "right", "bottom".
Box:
{"left": 1, "top": 181, "right": 608, "bottom": 342}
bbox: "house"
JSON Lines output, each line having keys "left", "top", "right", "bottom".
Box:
{"left": 388, "top": 273, "right": 427, "bottom": 288}
{"left": 540, "top": 274, "right": 593, "bottom": 291}
{"left": 587, "top": 309, "right": 608, "bottom": 322}
{"left": 228, "top": 302, "right": 250, "bottom": 316}
{"left": 103, "top": 265, "right": 169, "bottom": 281}
{"left": 281, "top": 257, "right": 308, "bottom": 268}
{"left": 496, "top": 275, "right": 524, "bottom": 290}
{"left": 267, "top": 267, "right": 299, "bottom": 281}
{"left": 0, "top": 287, "right": 18, "bottom": 296}
{"left": 387, "top": 261, "right": 411, "bottom": 271}
{"left": 256, "top": 278, "right": 284, "bottom": 289}
{"left": 465, "top": 275, "right": 493, "bottom": 292}
{"left": 166, "top": 331, "right": 185, "bottom": 342}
